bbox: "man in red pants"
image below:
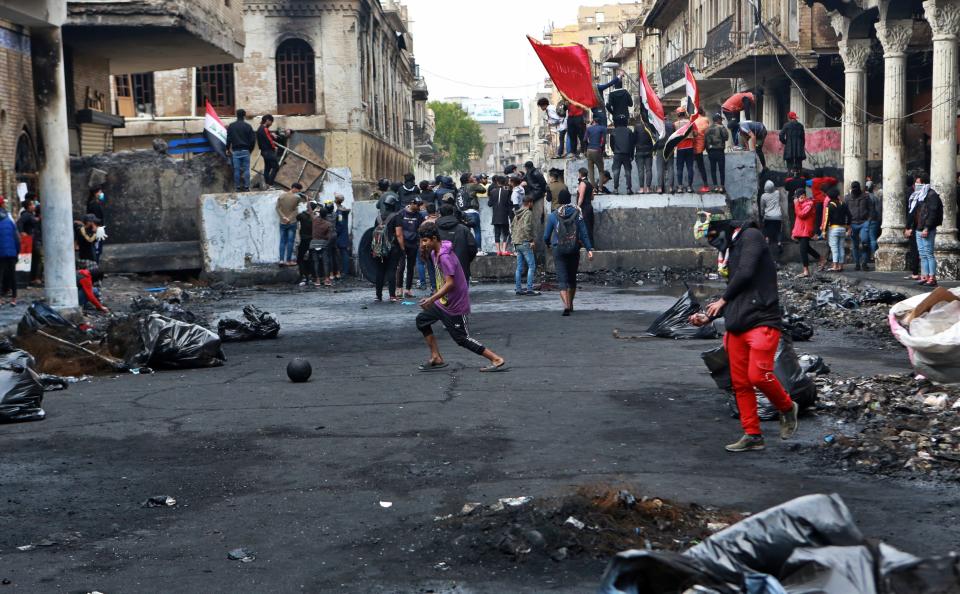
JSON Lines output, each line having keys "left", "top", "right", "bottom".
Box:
{"left": 691, "top": 215, "right": 799, "bottom": 452}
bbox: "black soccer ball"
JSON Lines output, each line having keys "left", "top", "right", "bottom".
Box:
{"left": 286, "top": 358, "right": 312, "bottom": 383}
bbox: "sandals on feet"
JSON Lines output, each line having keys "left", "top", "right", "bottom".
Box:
{"left": 479, "top": 362, "right": 508, "bottom": 373}
{"left": 418, "top": 361, "right": 449, "bottom": 372}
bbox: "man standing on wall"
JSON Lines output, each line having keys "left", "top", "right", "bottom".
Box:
{"left": 257, "top": 114, "right": 282, "bottom": 188}
{"left": 226, "top": 109, "right": 255, "bottom": 191}
{"left": 276, "top": 182, "right": 304, "bottom": 267}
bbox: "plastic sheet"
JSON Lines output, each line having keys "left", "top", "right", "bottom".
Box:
{"left": 781, "top": 312, "right": 813, "bottom": 342}
{"left": 217, "top": 305, "right": 280, "bottom": 342}
{"left": 131, "top": 314, "right": 225, "bottom": 369}
{"left": 131, "top": 295, "right": 198, "bottom": 324}
{"left": 861, "top": 287, "right": 906, "bottom": 305}
{"left": 598, "top": 494, "right": 960, "bottom": 594}
{"left": 889, "top": 288, "right": 960, "bottom": 384}
{"left": 816, "top": 286, "right": 859, "bottom": 310}
{"left": 17, "top": 301, "right": 77, "bottom": 336}
{"left": 646, "top": 290, "right": 720, "bottom": 339}
{"left": 0, "top": 349, "right": 46, "bottom": 423}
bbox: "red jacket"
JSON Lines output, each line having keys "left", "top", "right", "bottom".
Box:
{"left": 792, "top": 197, "right": 816, "bottom": 239}
{"left": 810, "top": 176, "right": 837, "bottom": 203}
{"left": 77, "top": 269, "right": 105, "bottom": 311}
{"left": 722, "top": 92, "right": 755, "bottom": 113}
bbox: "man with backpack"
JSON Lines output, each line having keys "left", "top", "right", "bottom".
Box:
{"left": 397, "top": 197, "right": 426, "bottom": 298}
{"left": 543, "top": 191, "right": 593, "bottom": 316}
{"left": 436, "top": 202, "right": 477, "bottom": 283}
{"left": 415, "top": 220, "right": 506, "bottom": 373}
{"left": 371, "top": 193, "right": 402, "bottom": 302}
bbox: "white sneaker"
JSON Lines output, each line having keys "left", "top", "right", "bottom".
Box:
{"left": 477, "top": 251, "right": 487, "bottom": 256}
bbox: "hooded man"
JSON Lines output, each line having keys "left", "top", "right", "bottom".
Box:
{"left": 690, "top": 214, "right": 799, "bottom": 452}
{"left": 436, "top": 202, "right": 477, "bottom": 282}
{"left": 605, "top": 78, "right": 633, "bottom": 127}
{"left": 398, "top": 173, "right": 420, "bottom": 206}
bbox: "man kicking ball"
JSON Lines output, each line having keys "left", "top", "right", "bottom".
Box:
{"left": 416, "top": 221, "right": 506, "bottom": 372}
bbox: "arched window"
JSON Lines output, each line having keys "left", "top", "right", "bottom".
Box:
{"left": 276, "top": 39, "right": 316, "bottom": 115}
{"left": 196, "top": 64, "right": 235, "bottom": 115}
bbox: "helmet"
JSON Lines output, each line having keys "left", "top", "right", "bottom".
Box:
{"left": 377, "top": 178, "right": 391, "bottom": 191}
{"left": 382, "top": 193, "right": 399, "bottom": 207}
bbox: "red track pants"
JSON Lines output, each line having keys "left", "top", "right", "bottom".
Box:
{"left": 723, "top": 326, "right": 794, "bottom": 435}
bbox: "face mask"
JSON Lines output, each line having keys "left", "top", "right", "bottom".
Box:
{"left": 97, "top": 192, "right": 105, "bottom": 201}
{"left": 707, "top": 232, "right": 728, "bottom": 253}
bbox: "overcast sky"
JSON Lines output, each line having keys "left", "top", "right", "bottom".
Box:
{"left": 402, "top": 0, "right": 608, "bottom": 102}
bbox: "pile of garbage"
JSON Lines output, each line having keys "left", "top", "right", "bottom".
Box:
{"left": 574, "top": 267, "right": 711, "bottom": 288}
{"left": 599, "top": 493, "right": 960, "bottom": 594}
{"left": 427, "top": 486, "right": 741, "bottom": 569}
{"left": 816, "top": 372, "right": 960, "bottom": 480}
{"left": 889, "top": 287, "right": 960, "bottom": 383}
{"left": 0, "top": 340, "right": 72, "bottom": 423}
{"left": 778, "top": 273, "right": 906, "bottom": 347}
{"left": 217, "top": 305, "right": 280, "bottom": 342}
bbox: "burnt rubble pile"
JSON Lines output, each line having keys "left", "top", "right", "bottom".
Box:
{"left": 816, "top": 372, "right": 960, "bottom": 480}
{"left": 578, "top": 267, "right": 710, "bottom": 287}
{"left": 778, "top": 273, "right": 905, "bottom": 346}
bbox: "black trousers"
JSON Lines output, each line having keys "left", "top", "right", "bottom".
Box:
{"left": 582, "top": 206, "right": 595, "bottom": 246}
{"left": 297, "top": 237, "right": 311, "bottom": 278}
{"left": 416, "top": 304, "right": 486, "bottom": 355}
{"left": 694, "top": 152, "right": 708, "bottom": 188}
{"left": 611, "top": 154, "right": 632, "bottom": 191}
{"left": 0, "top": 256, "right": 16, "bottom": 298}
{"left": 262, "top": 150, "right": 280, "bottom": 186}
{"left": 798, "top": 237, "right": 821, "bottom": 268}
{"left": 707, "top": 149, "right": 726, "bottom": 186}
{"left": 375, "top": 246, "right": 402, "bottom": 299}
{"left": 402, "top": 243, "right": 418, "bottom": 291}
{"left": 907, "top": 232, "right": 920, "bottom": 275}
{"left": 567, "top": 116, "right": 585, "bottom": 154}
{"left": 29, "top": 240, "right": 42, "bottom": 282}
{"left": 557, "top": 130, "right": 567, "bottom": 156}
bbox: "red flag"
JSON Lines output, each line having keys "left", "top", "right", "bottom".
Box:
{"left": 637, "top": 63, "right": 665, "bottom": 144}
{"left": 527, "top": 35, "right": 597, "bottom": 109}
{"left": 683, "top": 64, "right": 700, "bottom": 119}
{"left": 203, "top": 100, "right": 228, "bottom": 158}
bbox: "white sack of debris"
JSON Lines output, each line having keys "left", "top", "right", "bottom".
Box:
{"left": 889, "top": 287, "right": 960, "bottom": 384}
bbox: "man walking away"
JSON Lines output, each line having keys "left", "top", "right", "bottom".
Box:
{"left": 488, "top": 175, "right": 514, "bottom": 256}
{"left": 576, "top": 167, "right": 596, "bottom": 245}
{"left": 297, "top": 201, "right": 316, "bottom": 286}
{"left": 906, "top": 174, "right": 943, "bottom": 287}
{"left": 738, "top": 120, "right": 768, "bottom": 170}
{"left": 371, "top": 194, "right": 401, "bottom": 301}
{"left": 257, "top": 114, "right": 282, "bottom": 187}
{"left": 415, "top": 221, "right": 506, "bottom": 373}
{"left": 276, "top": 182, "right": 302, "bottom": 267}
{"left": 399, "top": 173, "right": 419, "bottom": 206}
{"left": 334, "top": 193, "right": 350, "bottom": 278}
{"left": 721, "top": 91, "right": 755, "bottom": 148}
{"left": 585, "top": 118, "right": 607, "bottom": 188}
{"left": 779, "top": 112, "right": 806, "bottom": 176}
{"left": 397, "top": 197, "right": 426, "bottom": 297}
{"left": 436, "top": 203, "right": 477, "bottom": 283}
{"left": 605, "top": 79, "right": 633, "bottom": 127}
{"left": 705, "top": 114, "right": 729, "bottom": 193}
{"left": 610, "top": 124, "right": 634, "bottom": 194}
{"left": 690, "top": 215, "right": 798, "bottom": 452}
{"left": 634, "top": 122, "right": 654, "bottom": 193}
{"left": 544, "top": 190, "right": 593, "bottom": 316}
{"left": 846, "top": 181, "right": 875, "bottom": 270}
{"left": 512, "top": 194, "right": 539, "bottom": 296}
{"left": 226, "top": 109, "right": 255, "bottom": 191}
{"left": 653, "top": 119, "right": 676, "bottom": 193}
{"left": 759, "top": 180, "right": 783, "bottom": 259}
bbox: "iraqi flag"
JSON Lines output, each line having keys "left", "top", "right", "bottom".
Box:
{"left": 203, "top": 100, "right": 228, "bottom": 159}
{"left": 682, "top": 64, "right": 700, "bottom": 119}
{"left": 527, "top": 35, "right": 598, "bottom": 109}
{"left": 663, "top": 120, "right": 696, "bottom": 160}
{"left": 637, "top": 63, "right": 665, "bottom": 144}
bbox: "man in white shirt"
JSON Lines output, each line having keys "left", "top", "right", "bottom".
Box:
{"left": 538, "top": 97, "right": 567, "bottom": 158}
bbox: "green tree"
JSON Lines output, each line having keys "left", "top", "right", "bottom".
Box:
{"left": 429, "top": 101, "right": 485, "bottom": 174}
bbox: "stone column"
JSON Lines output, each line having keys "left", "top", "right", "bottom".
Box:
{"left": 762, "top": 85, "right": 779, "bottom": 129}
{"left": 874, "top": 19, "right": 914, "bottom": 270}
{"left": 789, "top": 77, "right": 808, "bottom": 124}
{"left": 837, "top": 38, "right": 871, "bottom": 193}
{"left": 30, "top": 27, "right": 79, "bottom": 309}
{"left": 924, "top": 0, "right": 960, "bottom": 260}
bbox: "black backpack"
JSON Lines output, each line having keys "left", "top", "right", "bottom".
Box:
{"left": 556, "top": 100, "right": 568, "bottom": 118}
{"left": 554, "top": 210, "right": 580, "bottom": 255}
{"left": 370, "top": 213, "right": 394, "bottom": 259}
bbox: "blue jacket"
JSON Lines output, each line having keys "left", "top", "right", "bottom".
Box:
{"left": 543, "top": 205, "right": 593, "bottom": 251}
{"left": 335, "top": 209, "right": 350, "bottom": 248}
{"left": 585, "top": 123, "right": 607, "bottom": 151}
{"left": 0, "top": 210, "right": 20, "bottom": 258}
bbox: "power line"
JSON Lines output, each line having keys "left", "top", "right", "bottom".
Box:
{"left": 419, "top": 67, "right": 544, "bottom": 90}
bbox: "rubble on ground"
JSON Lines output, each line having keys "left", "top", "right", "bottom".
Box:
{"left": 424, "top": 485, "right": 741, "bottom": 572}
{"left": 815, "top": 372, "right": 960, "bottom": 480}
{"left": 572, "top": 267, "right": 710, "bottom": 288}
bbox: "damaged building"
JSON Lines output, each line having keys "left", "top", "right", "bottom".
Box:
{"left": 110, "top": 0, "right": 436, "bottom": 198}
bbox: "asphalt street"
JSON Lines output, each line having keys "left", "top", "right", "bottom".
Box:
{"left": 2, "top": 283, "right": 959, "bottom": 593}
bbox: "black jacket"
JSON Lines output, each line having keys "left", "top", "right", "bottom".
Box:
{"left": 633, "top": 124, "right": 655, "bottom": 157}
{"left": 846, "top": 192, "right": 874, "bottom": 225}
{"left": 605, "top": 88, "right": 633, "bottom": 121}
{"left": 226, "top": 120, "right": 255, "bottom": 151}
{"left": 419, "top": 189, "right": 436, "bottom": 205}
{"left": 398, "top": 183, "right": 419, "bottom": 206}
{"left": 611, "top": 126, "right": 635, "bottom": 155}
{"left": 778, "top": 120, "right": 806, "bottom": 161}
{"left": 487, "top": 184, "right": 514, "bottom": 225}
{"left": 911, "top": 189, "right": 944, "bottom": 230}
{"left": 720, "top": 224, "right": 781, "bottom": 333}
{"left": 436, "top": 214, "right": 477, "bottom": 274}
{"left": 524, "top": 168, "right": 547, "bottom": 201}
{"left": 256, "top": 126, "right": 279, "bottom": 154}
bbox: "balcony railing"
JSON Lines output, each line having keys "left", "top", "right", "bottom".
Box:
{"left": 703, "top": 14, "right": 780, "bottom": 72}
{"left": 660, "top": 49, "right": 703, "bottom": 89}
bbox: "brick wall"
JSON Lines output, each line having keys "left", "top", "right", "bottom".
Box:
{"left": 154, "top": 69, "right": 193, "bottom": 117}
{"left": 0, "top": 20, "right": 37, "bottom": 200}
{"left": 71, "top": 51, "right": 111, "bottom": 114}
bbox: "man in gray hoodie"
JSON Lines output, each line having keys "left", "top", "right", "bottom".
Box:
{"left": 759, "top": 180, "right": 783, "bottom": 259}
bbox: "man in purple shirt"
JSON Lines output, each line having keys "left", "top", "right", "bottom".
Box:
{"left": 415, "top": 221, "right": 506, "bottom": 372}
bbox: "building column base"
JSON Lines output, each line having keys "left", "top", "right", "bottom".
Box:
{"left": 934, "top": 230, "right": 960, "bottom": 279}
{"left": 875, "top": 236, "right": 909, "bottom": 272}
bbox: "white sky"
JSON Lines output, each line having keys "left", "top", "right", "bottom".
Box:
{"left": 402, "top": 0, "right": 610, "bottom": 103}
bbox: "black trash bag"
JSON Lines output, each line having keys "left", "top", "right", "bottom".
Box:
{"left": 131, "top": 296, "right": 197, "bottom": 324}
{"left": 17, "top": 301, "right": 78, "bottom": 337}
{"left": 861, "top": 286, "right": 907, "bottom": 305}
{"left": 600, "top": 493, "right": 960, "bottom": 594}
{"left": 646, "top": 289, "right": 719, "bottom": 339}
{"left": 782, "top": 311, "right": 813, "bottom": 342}
{"left": 217, "top": 305, "right": 280, "bottom": 342}
{"left": 799, "top": 353, "right": 831, "bottom": 375}
{"left": 0, "top": 349, "right": 46, "bottom": 423}
{"left": 131, "top": 314, "right": 225, "bottom": 370}
{"left": 816, "top": 286, "right": 859, "bottom": 310}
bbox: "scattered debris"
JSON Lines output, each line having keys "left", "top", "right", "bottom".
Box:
{"left": 598, "top": 494, "right": 960, "bottom": 594}
{"left": 227, "top": 547, "right": 256, "bottom": 563}
{"left": 379, "top": 501, "right": 393, "bottom": 508}
{"left": 142, "top": 495, "right": 177, "bottom": 508}
{"left": 217, "top": 305, "right": 280, "bottom": 342}
{"left": 490, "top": 496, "right": 532, "bottom": 511}
{"left": 644, "top": 288, "right": 720, "bottom": 339}
{"left": 129, "top": 314, "right": 225, "bottom": 370}
{"left": 816, "top": 372, "right": 960, "bottom": 480}
{"left": 564, "top": 516, "right": 585, "bottom": 530}
{"left": 460, "top": 502, "right": 481, "bottom": 515}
